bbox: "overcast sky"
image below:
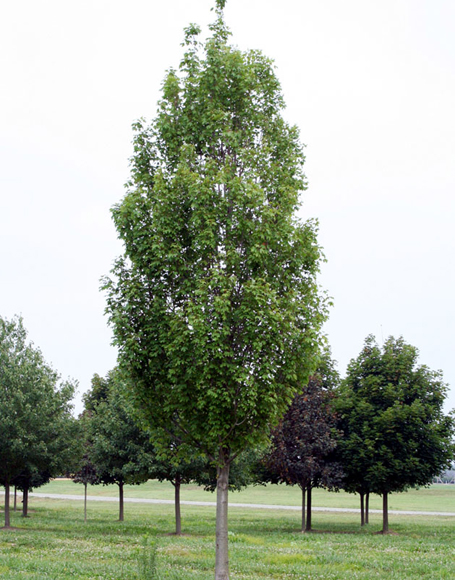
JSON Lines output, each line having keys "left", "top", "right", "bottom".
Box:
{"left": 1, "top": 0, "right": 454, "bottom": 414}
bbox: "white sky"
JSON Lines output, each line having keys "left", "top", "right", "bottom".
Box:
{"left": 1, "top": 0, "right": 454, "bottom": 414}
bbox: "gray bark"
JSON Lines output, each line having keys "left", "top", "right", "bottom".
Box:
{"left": 175, "top": 474, "right": 181, "bottom": 535}
{"left": 84, "top": 482, "right": 88, "bottom": 523}
{"left": 365, "top": 492, "right": 370, "bottom": 524}
{"left": 305, "top": 486, "right": 312, "bottom": 532}
{"left": 215, "top": 455, "right": 230, "bottom": 580}
{"left": 382, "top": 492, "right": 389, "bottom": 533}
{"left": 13, "top": 486, "right": 17, "bottom": 511}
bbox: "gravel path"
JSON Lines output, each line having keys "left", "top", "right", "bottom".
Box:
{"left": 23, "top": 492, "right": 455, "bottom": 517}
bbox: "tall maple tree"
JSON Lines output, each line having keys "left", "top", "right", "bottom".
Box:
{"left": 103, "top": 1, "right": 327, "bottom": 577}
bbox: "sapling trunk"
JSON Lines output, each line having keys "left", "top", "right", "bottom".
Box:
{"left": 119, "top": 482, "right": 124, "bottom": 522}
{"left": 305, "top": 486, "right": 312, "bottom": 532}
{"left": 174, "top": 474, "right": 181, "bottom": 535}
{"left": 22, "top": 487, "right": 29, "bottom": 517}
{"left": 301, "top": 486, "right": 306, "bottom": 532}
{"left": 13, "top": 486, "right": 17, "bottom": 511}
{"left": 382, "top": 492, "right": 389, "bottom": 533}
{"left": 365, "top": 492, "right": 370, "bottom": 524}
{"left": 84, "top": 482, "right": 88, "bottom": 523}
{"left": 215, "top": 459, "right": 230, "bottom": 580}
{"left": 360, "top": 492, "right": 365, "bottom": 526}
{"left": 4, "top": 480, "right": 10, "bottom": 527}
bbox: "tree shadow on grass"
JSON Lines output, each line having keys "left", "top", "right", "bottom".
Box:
{"left": 1, "top": 526, "right": 23, "bottom": 531}
{"left": 300, "top": 529, "right": 359, "bottom": 535}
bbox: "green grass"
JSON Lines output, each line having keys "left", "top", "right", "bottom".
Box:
{"left": 38, "top": 479, "right": 455, "bottom": 513}
{"left": 0, "top": 492, "right": 454, "bottom": 579}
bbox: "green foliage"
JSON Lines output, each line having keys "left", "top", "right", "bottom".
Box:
{"left": 83, "top": 373, "right": 110, "bottom": 412}
{"left": 138, "top": 536, "right": 158, "bottom": 579}
{"left": 149, "top": 439, "right": 206, "bottom": 488}
{"left": 336, "top": 335, "right": 455, "bottom": 496}
{"left": 215, "top": 0, "right": 227, "bottom": 11}
{"left": 0, "top": 315, "right": 78, "bottom": 489}
{"left": 86, "top": 370, "right": 155, "bottom": 488}
{"left": 12, "top": 467, "right": 52, "bottom": 495}
{"left": 103, "top": 2, "right": 327, "bottom": 467}
{"left": 198, "top": 447, "right": 265, "bottom": 493}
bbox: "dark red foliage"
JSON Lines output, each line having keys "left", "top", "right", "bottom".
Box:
{"left": 266, "top": 372, "right": 343, "bottom": 492}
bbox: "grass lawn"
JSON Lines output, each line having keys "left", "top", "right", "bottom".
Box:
{"left": 0, "top": 490, "right": 454, "bottom": 579}
{"left": 38, "top": 479, "right": 455, "bottom": 513}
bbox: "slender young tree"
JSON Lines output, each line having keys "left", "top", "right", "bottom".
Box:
{"left": 87, "top": 371, "right": 155, "bottom": 522}
{"left": 71, "top": 406, "right": 100, "bottom": 523}
{"left": 337, "top": 335, "right": 455, "bottom": 533}
{"left": 103, "top": 2, "right": 327, "bottom": 577}
{"left": 149, "top": 435, "right": 260, "bottom": 535}
{"left": 12, "top": 468, "right": 51, "bottom": 518}
{"left": 148, "top": 439, "right": 207, "bottom": 535}
{"left": 72, "top": 451, "right": 99, "bottom": 523}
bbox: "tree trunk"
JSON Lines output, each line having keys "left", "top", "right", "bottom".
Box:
{"left": 22, "top": 487, "right": 29, "bottom": 517}
{"left": 119, "top": 482, "right": 124, "bottom": 522}
{"left": 4, "top": 480, "right": 11, "bottom": 527}
{"left": 175, "top": 474, "right": 181, "bottom": 535}
{"left": 215, "top": 455, "right": 230, "bottom": 580}
{"left": 360, "top": 492, "right": 365, "bottom": 526}
{"left": 305, "top": 486, "right": 312, "bottom": 532}
{"left": 300, "top": 485, "right": 306, "bottom": 532}
{"left": 382, "top": 492, "right": 389, "bottom": 533}
{"left": 84, "top": 482, "right": 88, "bottom": 523}
{"left": 13, "top": 486, "right": 17, "bottom": 512}
{"left": 365, "top": 492, "right": 370, "bottom": 525}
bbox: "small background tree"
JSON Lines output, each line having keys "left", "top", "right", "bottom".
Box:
{"left": 0, "top": 315, "right": 77, "bottom": 528}
{"left": 263, "top": 351, "right": 343, "bottom": 532}
{"left": 147, "top": 435, "right": 261, "bottom": 535}
{"left": 72, "top": 454, "right": 99, "bottom": 523}
{"left": 72, "top": 411, "right": 99, "bottom": 523}
{"left": 148, "top": 438, "right": 206, "bottom": 535}
{"left": 86, "top": 370, "right": 155, "bottom": 522}
{"left": 12, "top": 468, "right": 51, "bottom": 518}
{"left": 336, "top": 335, "right": 455, "bottom": 533}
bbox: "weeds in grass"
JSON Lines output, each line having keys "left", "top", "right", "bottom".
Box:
{"left": 137, "top": 536, "right": 158, "bottom": 579}
{"left": 132, "top": 536, "right": 183, "bottom": 580}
